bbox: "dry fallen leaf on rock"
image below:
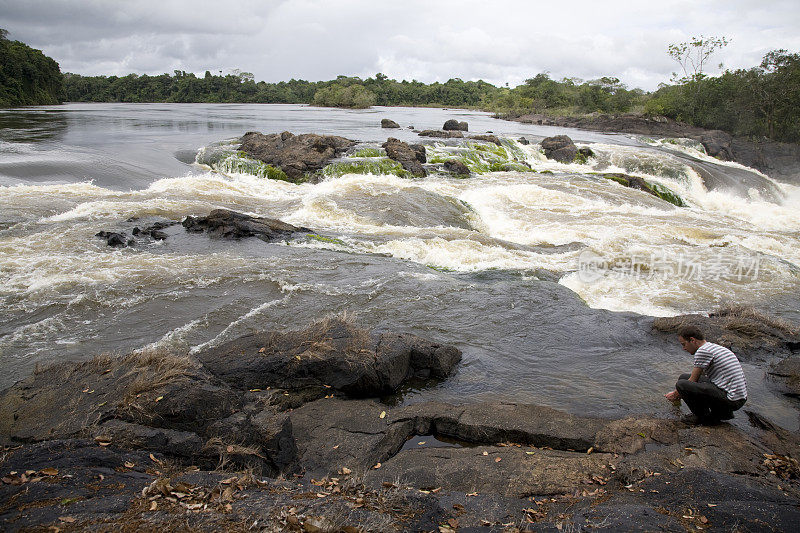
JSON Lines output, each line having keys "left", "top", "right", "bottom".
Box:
{"left": 495, "top": 457, "right": 502, "bottom": 462}
{"left": 40, "top": 468, "right": 59, "bottom": 476}
{"left": 379, "top": 411, "right": 386, "bottom": 419}
{"left": 373, "top": 463, "right": 381, "bottom": 469}
{"left": 124, "top": 461, "right": 135, "bottom": 468}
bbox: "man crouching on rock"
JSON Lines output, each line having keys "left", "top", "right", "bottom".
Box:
{"left": 664, "top": 325, "right": 747, "bottom": 425}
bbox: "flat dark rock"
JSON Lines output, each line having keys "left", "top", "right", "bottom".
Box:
{"left": 196, "top": 317, "right": 461, "bottom": 396}
{"left": 182, "top": 208, "right": 310, "bottom": 241}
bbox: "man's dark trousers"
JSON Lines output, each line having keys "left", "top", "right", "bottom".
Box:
{"left": 676, "top": 373, "right": 746, "bottom": 421}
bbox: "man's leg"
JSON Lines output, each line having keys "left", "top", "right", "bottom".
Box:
{"left": 675, "top": 378, "right": 727, "bottom": 422}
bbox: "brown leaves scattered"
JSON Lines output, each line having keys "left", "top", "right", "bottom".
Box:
{"left": 2, "top": 468, "right": 59, "bottom": 486}
{"left": 763, "top": 453, "right": 800, "bottom": 479}
{"left": 94, "top": 435, "right": 112, "bottom": 447}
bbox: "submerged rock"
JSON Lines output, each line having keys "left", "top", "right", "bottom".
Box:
{"left": 600, "top": 172, "right": 686, "bottom": 207}
{"left": 443, "top": 119, "right": 468, "bottom": 131}
{"left": 380, "top": 118, "right": 400, "bottom": 128}
{"left": 382, "top": 137, "right": 427, "bottom": 176}
{"left": 182, "top": 209, "right": 311, "bottom": 242}
{"left": 541, "top": 134, "right": 578, "bottom": 163}
{"left": 95, "top": 231, "right": 133, "bottom": 248}
{"left": 239, "top": 131, "right": 356, "bottom": 182}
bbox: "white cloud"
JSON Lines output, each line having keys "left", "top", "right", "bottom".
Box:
{"left": 1, "top": 0, "right": 799, "bottom": 90}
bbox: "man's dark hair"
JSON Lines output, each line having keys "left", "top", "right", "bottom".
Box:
{"left": 678, "top": 325, "right": 704, "bottom": 341}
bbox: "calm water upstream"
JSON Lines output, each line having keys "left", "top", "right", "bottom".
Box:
{"left": 1, "top": 103, "right": 798, "bottom": 429}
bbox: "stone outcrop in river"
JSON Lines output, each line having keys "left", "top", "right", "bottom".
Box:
{"left": 380, "top": 118, "right": 400, "bottom": 128}
{"left": 382, "top": 137, "right": 427, "bottom": 177}
{"left": 182, "top": 209, "right": 311, "bottom": 242}
{"left": 443, "top": 119, "right": 468, "bottom": 131}
{"left": 239, "top": 131, "right": 356, "bottom": 182}
{"left": 540, "top": 135, "right": 577, "bottom": 163}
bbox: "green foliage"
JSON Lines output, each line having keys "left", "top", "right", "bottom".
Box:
{"left": 0, "top": 31, "right": 63, "bottom": 107}
{"left": 354, "top": 148, "right": 384, "bottom": 157}
{"left": 322, "top": 158, "right": 409, "bottom": 178}
{"left": 482, "top": 72, "right": 645, "bottom": 115}
{"left": 313, "top": 83, "right": 376, "bottom": 108}
{"left": 646, "top": 49, "right": 800, "bottom": 142}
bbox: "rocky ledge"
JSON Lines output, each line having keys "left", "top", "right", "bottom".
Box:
{"left": 239, "top": 131, "right": 356, "bottom": 182}
{"left": 505, "top": 113, "right": 800, "bottom": 183}
{"left": 2, "top": 312, "right": 799, "bottom": 531}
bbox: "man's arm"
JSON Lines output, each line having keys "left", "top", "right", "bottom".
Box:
{"left": 665, "top": 367, "right": 703, "bottom": 401}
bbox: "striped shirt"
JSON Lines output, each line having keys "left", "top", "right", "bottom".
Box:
{"left": 694, "top": 342, "right": 747, "bottom": 401}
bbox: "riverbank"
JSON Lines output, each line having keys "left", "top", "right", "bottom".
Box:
{"left": 2, "top": 308, "right": 799, "bottom": 531}
{"left": 501, "top": 112, "right": 800, "bottom": 184}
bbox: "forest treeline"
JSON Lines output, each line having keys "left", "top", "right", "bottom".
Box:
{"left": 2, "top": 29, "right": 799, "bottom": 144}
{"left": 0, "top": 30, "right": 63, "bottom": 107}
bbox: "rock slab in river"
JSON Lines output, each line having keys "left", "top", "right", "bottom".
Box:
{"left": 382, "top": 137, "right": 428, "bottom": 177}
{"left": 182, "top": 208, "right": 310, "bottom": 242}
{"left": 239, "top": 131, "right": 356, "bottom": 181}
{"left": 380, "top": 118, "right": 400, "bottom": 128}
{"left": 541, "top": 134, "right": 578, "bottom": 163}
{"left": 196, "top": 317, "right": 461, "bottom": 396}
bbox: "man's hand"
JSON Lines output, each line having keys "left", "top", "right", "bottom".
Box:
{"left": 665, "top": 390, "right": 681, "bottom": 401}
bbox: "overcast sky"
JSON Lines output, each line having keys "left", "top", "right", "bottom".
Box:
{"left": 1, "top": 0, "right": 799, "bottom": 91}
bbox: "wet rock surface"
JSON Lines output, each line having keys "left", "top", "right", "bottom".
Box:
{"left": 182, "top": 208, "right": 311, "bottom": 242}
{"left": 2, "top": 313, "right": 800, "bottom": 531}
{"left": 382, "top": 137, "right": 427, "bottom": 177}
{"left": 443, "top": 159, "right": 471, "bottom": 176}
{"left": 95, "top": 220, "right": 180, "bottom": 247}
{"left": 540, "top": 135, "right": 578, "bottom": 163}
{"left": 238, "top": 130, "right": 356, "bottom": 181}
{"left": 380, "top": 118, "right": 400, "bottom": 128}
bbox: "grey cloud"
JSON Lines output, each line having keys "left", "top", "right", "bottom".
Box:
{"left": 1, "top": 0, "right": 799, "bottom": 90}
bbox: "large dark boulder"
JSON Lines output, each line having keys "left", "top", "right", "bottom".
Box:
{"left": 541, "top": 135, "right": 578, "bottom": 163}
{"left": 443, "top": 159, "right": 470, "bottom": 176}
{"left": 382, "top": 137, "right": 428, "bottom": 176}
{"left": 380, "top": 118, "right": 400, "bottom": 128}
{"left": 701, "top": 130, "right": 734, "bottom": 160}
{"left": 239, "top": 131, "right": 355, "bottom": 181}
{"left": 182, "top": 209, "right": 310, "bottom": 242}
{"left": 196, "top": 317, "right": 461, "bottom": 396}
{"left": 443, "top": 119, "right": 468, "bottom": 131}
